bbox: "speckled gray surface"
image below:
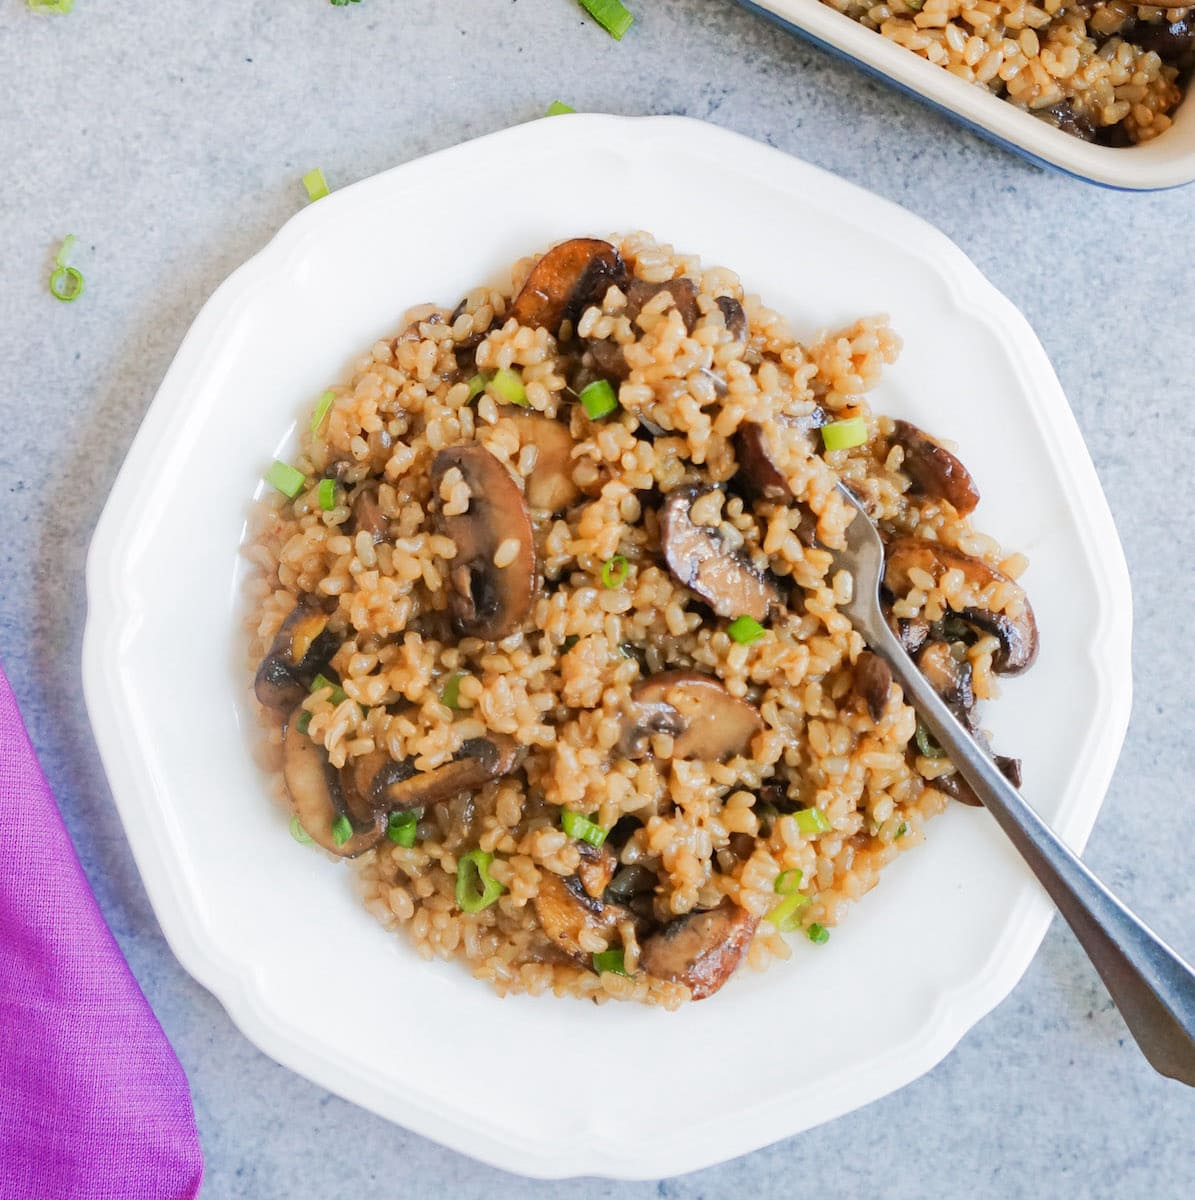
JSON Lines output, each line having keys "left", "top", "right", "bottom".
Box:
{"left": 2, "top": 0, "right": 1193, "bottom": 1195}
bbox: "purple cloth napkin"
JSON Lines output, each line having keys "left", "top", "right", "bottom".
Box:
{"left": 0, "top": 666, "right": 203, "bottom": 1200}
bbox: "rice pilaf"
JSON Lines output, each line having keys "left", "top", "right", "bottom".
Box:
{"left": 244, "top": 232, "right": 1037, "bottom": 1007}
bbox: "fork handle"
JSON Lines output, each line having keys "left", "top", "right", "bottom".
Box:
{"left": 870, "top": 621, "right": 1195, "bottom": 1085}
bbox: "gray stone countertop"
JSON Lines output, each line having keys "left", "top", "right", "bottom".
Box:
{"left": 1, "top": 1, "right": 1192, "bottom": 1195}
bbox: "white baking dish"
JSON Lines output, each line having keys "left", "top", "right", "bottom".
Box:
{"left": 739, "top": 0, "right": 1195, "bottom": 189}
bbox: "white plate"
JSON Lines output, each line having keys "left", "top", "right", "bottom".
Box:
{"left": 739, "top": 0, "right": 1195, "bottom": 190}
{"left": 83, "top": 115, "right": 1132, "bottom": 1179}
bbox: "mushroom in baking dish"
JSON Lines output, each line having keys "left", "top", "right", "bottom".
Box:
{"left": 618, "top": 671, "right": 763, "bottom": 762}
{"left": 431, "top": 444, "right": 538, "bottom": 640}
{"left": 583, "top": 276, "right": 701, "bottom": 382}
{"left": 660, "top": 485, "right": 780, "bottom": 621}
{"left": 349, "top": 482, "right": 390, "bottom": 543}
{"left": 510, "top": 237, "right": 629, "bottom": 337}
{"left": 883, "top": 536, "right": 1038, "bottom": 675}
{"left": 254, "top": 595, "right": 340, "bottom": 712}
{"left": 639, "top": 900, "right": 759, "bottom": 1000}
{"left": 889, "top": 420, "right": 980, "bottom": 517}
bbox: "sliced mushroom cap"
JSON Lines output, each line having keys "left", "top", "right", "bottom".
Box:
{"left": 350, "top": 482, "right": 390, "bottom": 543}
{"left": 622, "top": 671, "right": 763, "bottom": 762}
{"left": 431, "top": 445, "right": 538, "bottom": 640}
{"left": 735, "top": 413, "right": 825, "bottom": 505}
{"left": 371, "top": 735, "right": 523, "bottom": 812}
{"left": 499, "top": 408, "right": 580, "bottom": 513}
{"left": 1129, "top": 13, "right": 1195, "bottom": 66}
{"left": 937, "top": 754, "right": 1022, "bottom": 808}
{"left": 577, "top": 840, "right": 617, "bottom": 900}
{"left": 659, "top": 485, "right": 779, "bottom": 621}
{"left": 854, "top": 650, "right": 892, "bottom": 723}
{"left": 890, "top": 420, "right": 980, "bottom": 517}
{"left": 533, "top": 871, "right": 629, "bottom": 963}
{"left": 511, "top": 238, "right": 629, "bottom": 337}
{"left": 254, "top": 595, "right": 339, "bottom": 711}
{"left": 715, "top": 296, "right": 747, "bottom": 342}
{"left": 884, "top": 537, "right": 1038, "bottom": 675}
{"left": 639, "top": 899, "right": 758, "bottom": 1000}
{"left": 623, "top": 277, "right": 700, "bottom": 334}
{"left": 916, "top": 640, "right": 975, "bottom": 725}
{"left": 283, "top": 706, "right": 384, "bottom": 857}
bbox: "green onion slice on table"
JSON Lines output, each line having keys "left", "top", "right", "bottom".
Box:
{"left": 579, "top": 0, "right": 634, "bottom": 40}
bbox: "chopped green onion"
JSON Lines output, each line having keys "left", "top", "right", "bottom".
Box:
{"left": 489, "top": 367, "right": 527, "bottom": 406}
{"left": 329, "top": 0, "right": 361, "bottom": 5}
{"left": 794, "top": 807, "right": 831, "bottom": 836}
{"left": 914, "top": 719, "right": 946, "bottom": 759}
{"left": 440, "top": 673, "right": 463, "bottom": 709}
{"left": 546, "top": 101, "right": 576, "bottom": 116}
{"left": 387, "top": 809, "right": 419, "bottom": 848}
{"left": 579, "top": 0, "right": 634, "bottom": 40}
{"left": 265, "top": 460, "right": 306, "bottom": 499}
{"left": 727, "top": 615, "right": 766, "bottom": 645}
{"left": 774, "top": 868, "right": 803, "bottom": 895}
{"left": 593, "top": 948, "right": 628, "bottom": 976}
{"left": 310, "top": 389, "right": 335, "bottom": 434}
{"left": 331, "top": 815, "right": 353, "bottom": 847}
{"left": 579, "top": 378, "right": 619, "bottom": 420}
{"left": 27, "top": 0, "right": 75, "bottom": 12}
{"left": 289, "top": 815, "right": 313, "bottom": 844}
{"left": 456, "top": 849, "right": 506, "bottom": 913}
{"left": 820, "top": 417, "right": 868, "bottom": 452}
{"left": 562, "top": 634, "right": 580, "bottom": 652}
{"left": 600, "top": 554, "right": 629, "bottom": 589}
{"left": 49, "top": 266, "right": 84, "bottom": 303}
{"left": 466, "top": 373, "right": 488, "bottom": 402}
{"left": 303, "top": 167, "right": 330, "bottom": 202}
{"left": 561, "top": 809, "right": 608, "bottom": 848}
{"left": 54, "top": 235, "right": 77, "bottom": 267}
{"left": 317, "top": 478, "right": 337, "bottom": 511}
{"left": 895, "top": 821, "right": 909, "bottom": 839}
{"left": 807, "top": 922, "right": 831, "bottom": 945}
{"left": 766, "top": 889, "right": 811, "bottom": 932}
{"left": 310, "top": 673, "right": 348, "bottom": 705}
{"left": 295, "top": 710, "right": 312, "bottom": 735}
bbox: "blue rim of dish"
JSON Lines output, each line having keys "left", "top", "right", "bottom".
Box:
{"left": 736, "top": 0, "right": 1163, "bottom": 192}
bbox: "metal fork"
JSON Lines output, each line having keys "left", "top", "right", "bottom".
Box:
{"left": 831, "top": 483, "right": 1195, "bottom": 1085}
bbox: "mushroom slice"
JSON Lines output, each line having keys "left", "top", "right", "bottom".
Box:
{"left": 883, "top": 537, "right": 1038, "bottom": 675}
{"left": 854, "top": 650, "right": 893, "bottom": 723}
{"left": 623, "top": 278, "right": 700, "bottom": 334}
{"left": 735, "top": 413, "right": 826, "bottom": 505}
{"left": 625, "top": 671, "right": 763, "bottom": 762}
{"left": 431, "top": 445, "right": 538, "bottom": 640}
{"left": 350, "top": 482, "right": 390, "bottom": 543}
{"left": 639, "top": 900, "right": 758, "bottom": 1000}
{"left": 890, "top": 420, "right": 980, "bottom": 517}
{"left": 533, "top": 872, "right": 627, "bottom": 963}
{"left": 577, "top": 841, "right": 617, "bottom": 900}
{"left": 498, "top": 408, "right": 580, "bottom": 513}
{"left": 916, "top": 640, "right": 975, "bottom": 725}
{"left": 283, "top": 706, "right": 384, "bottom": 857}
{"left": 937, "top": 754, "right": 1023, "bottom": 808}
{"left": 372, "top": 735, "right": 523, "bottom": 812}
{"left": 254, "top": 595, "right": 339, "bottom": 711}
{"left": 659, "top": 485, "right": 780, "bottom": 621}
{"left": 714, "top": 296, "right": 747, "bottom": 342}
{"left": 510, "top": 238, "right": 629, "bottom": 336}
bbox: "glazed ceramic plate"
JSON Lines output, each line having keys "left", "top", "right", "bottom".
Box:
{"left": 737, "top": 0, "right": 1195, "bottom": 190}
{"left": 82, "top": 115, "right": 1132, "bottom": 1179}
